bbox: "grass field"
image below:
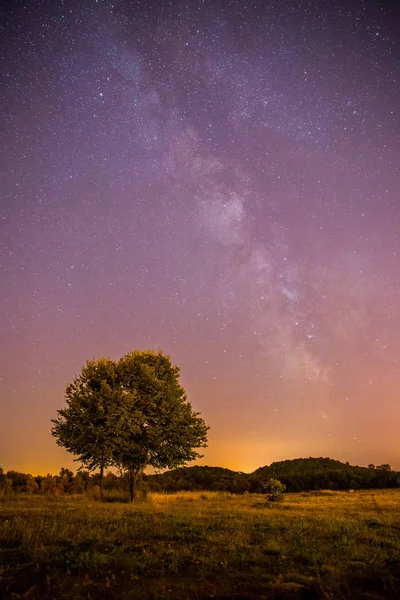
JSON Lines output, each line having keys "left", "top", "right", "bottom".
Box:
{"left": 1, "top": 489, "right": 399, "bottom": 599}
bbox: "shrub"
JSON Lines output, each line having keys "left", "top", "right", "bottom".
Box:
{"left": 263, "top": 478, "right": 286, "bottom": 502}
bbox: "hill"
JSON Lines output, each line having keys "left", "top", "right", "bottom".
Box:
{"left": 145, "top": 465, "right": 249, "bottom": 493}
{"left": 252, "top": 457, "right": 398, "bottom": 491}
{"left": 145, "top": 457, "right": 399, "bottom": 493}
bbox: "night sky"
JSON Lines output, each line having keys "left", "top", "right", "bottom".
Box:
{"left": 1, "top": 0, "right": 399, "bottom": 475}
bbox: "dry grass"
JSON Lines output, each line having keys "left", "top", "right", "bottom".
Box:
{"left": 1, "top": 489, "right": 399, "bottom": 599}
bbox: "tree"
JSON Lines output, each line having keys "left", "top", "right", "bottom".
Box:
{"left": 112, "top": 351, "right": 209, "bottom": 501}
{"left": 52, "top": 350, "right": 209, "bottom": 501}
{"left": 51, "top": 358, "right": 119, "bottom": 497}
{"left": 57, "top": 467, "right": 74, "bottom": 494}
{"left": 0, "top": 467, "right": 5, "bottom": 492}
{"left": 25, "top": 474, "right": 38, "bottom": 494}
{"left": 6, "top": 471, "right": 28, "bottom": 493}
{"left": 42, "top": 474, "right": 57, "bottom": 496}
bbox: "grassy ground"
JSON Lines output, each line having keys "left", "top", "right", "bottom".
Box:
{"left": 0, "top": 489, "right": 399, "bottom": 599}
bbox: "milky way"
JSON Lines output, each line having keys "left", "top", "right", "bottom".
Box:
{"left": 1, "top": 0, "right": 399, "bottom": 473}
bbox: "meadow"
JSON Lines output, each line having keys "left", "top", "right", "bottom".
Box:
{"left": 1, "top": 489, "right": 399, "bottom": 599}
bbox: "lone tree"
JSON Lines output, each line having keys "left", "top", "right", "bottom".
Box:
{"left": 52, "top": 350, "right": 209, "bottom": 501}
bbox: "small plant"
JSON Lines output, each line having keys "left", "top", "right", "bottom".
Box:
{"left": 263, "top": 478, "right": 286, "bottom": 502}
{"left": 364, "top": 518, "right": 384, "bottom": 529}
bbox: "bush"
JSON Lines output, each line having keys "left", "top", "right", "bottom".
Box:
{"left": 263, "top": 478, "right": 286, "bottom": 502}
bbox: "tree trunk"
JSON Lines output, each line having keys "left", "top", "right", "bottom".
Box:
{"left": 128, "top": 470, "right": 140, "bottom": 502}
{"left": 99, "top": 465, "right": 104, "bottom": 499}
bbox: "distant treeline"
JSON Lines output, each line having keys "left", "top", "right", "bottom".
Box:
{"left": 146, "top": 459, "right": 400, "bottom": 493}
{"left": 1, "top": 458, "right": 399, "bottom": 496}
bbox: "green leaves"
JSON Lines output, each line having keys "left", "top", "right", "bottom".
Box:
{"left": 51, "top": 350, "right": 209, "bottom": 500}
{"left": 263, "top": 478, "right": 286, "bottom": 502}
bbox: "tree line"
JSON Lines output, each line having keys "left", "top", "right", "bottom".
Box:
{"left": 146, "top": 460, "right": 400, "bottom": 493}
{"left": 1, "top": 459, "right": 398, "bottom": 497}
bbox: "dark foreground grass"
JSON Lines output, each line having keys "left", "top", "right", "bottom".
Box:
{"left": 1, "top": 489, "right": 399, "bottom": 599}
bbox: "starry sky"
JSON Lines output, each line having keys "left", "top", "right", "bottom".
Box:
{"left": 1, "top": 0, "right": 399, "bottom": 475}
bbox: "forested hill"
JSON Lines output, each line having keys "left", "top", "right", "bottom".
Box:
{"left": 146, "top": 465, "right": 245, "bottom": 493}
{"left": 145, "top": 458, "right": 399, "bottom": 493}
{"left": 252, "top": 457, "right": 398, "bottom": 492}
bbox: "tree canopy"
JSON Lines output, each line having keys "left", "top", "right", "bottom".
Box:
{"left": 51, "top": 357, "right": 118, "bottom": 494}
{"left": 51, "top": 350, "right": 209, "bottom": 500}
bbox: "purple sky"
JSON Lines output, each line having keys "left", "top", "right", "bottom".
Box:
{"left": 1, "top": 0, "right": 399, "bottom": 474}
